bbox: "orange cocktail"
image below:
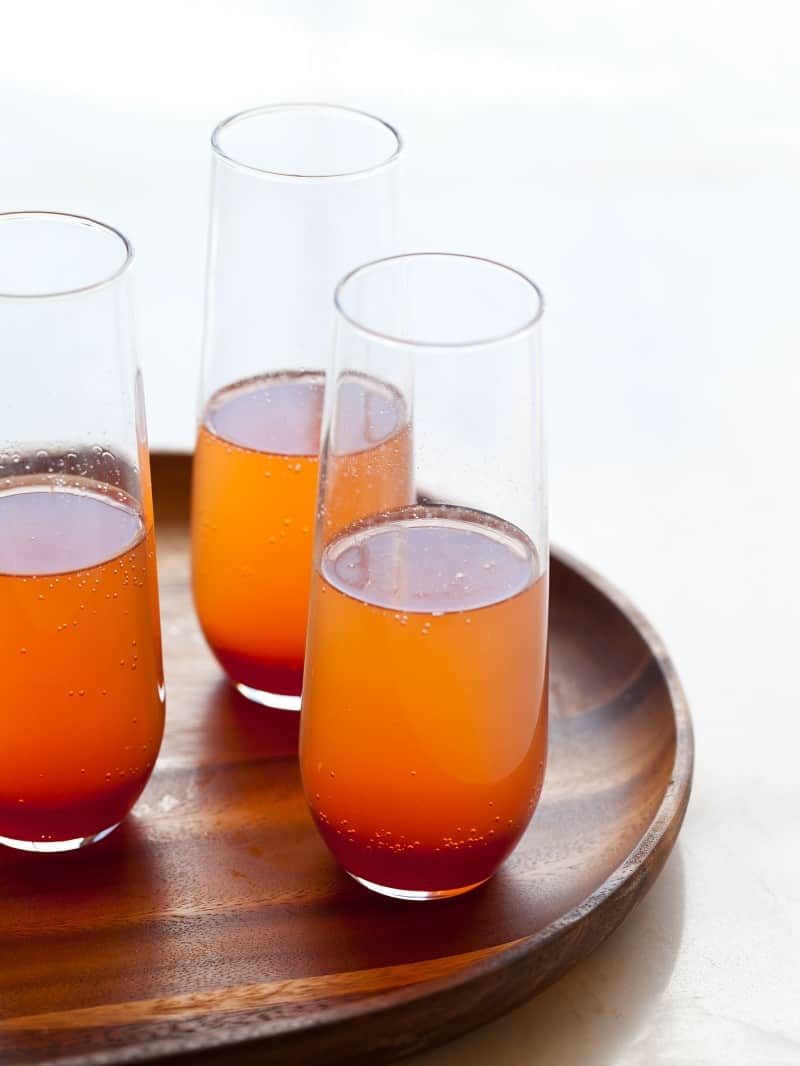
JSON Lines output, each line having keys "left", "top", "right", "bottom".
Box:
{"left": 301, "top": 505, "right": 548, "bottom": 896}
{"left": 191, "top": 371, "right": 412, "bottom": 704}
{"left": 0, "top": 477, "right": 164, "bottom": 846}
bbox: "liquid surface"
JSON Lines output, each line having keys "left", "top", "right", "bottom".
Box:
{"left": 301, "top": 507, "right": 548, "bottom": 893}
{"left": 324, "top": 507, "right": 536, "bottom": 613}
{"left": 0, "top": 480, "right": 164, "bottom": 843}
{"left": 206, "top": 373, "right": 325, "bottom": 456}
{"left": 192, "top": 371, "right": 412, "bottom": 698}
{"left": 205, "top": 371, "right": 406, "bottom": 457}
{"left": 0, "top": 479, "right": 142, "bottom": 575}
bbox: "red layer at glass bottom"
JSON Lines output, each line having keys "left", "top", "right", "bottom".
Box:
{"left": 0, "top": 772, "right": 152, "bottom": 844}
{"left": 211, "top": 644, "right": 303, "bottom": 701}
{"left": 311, "top": 814, "right": 528, "bottom": 893}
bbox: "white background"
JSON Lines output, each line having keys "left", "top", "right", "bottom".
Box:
{"left": 2, "top": 2, "right": 799, "bottom": 1062}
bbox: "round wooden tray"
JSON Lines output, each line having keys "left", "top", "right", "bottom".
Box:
{"left": 0, "top": 455, "right": 693, "bottom": 1066}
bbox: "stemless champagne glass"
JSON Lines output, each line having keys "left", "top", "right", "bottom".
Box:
{"left": 0, "top": 212, "right": 165, "bottom": 852}
{"left": 192, "top": 103, "right": 402, "bottom": 711}
{"left": 301, "top": 253, "right": 548, "bottom": 900}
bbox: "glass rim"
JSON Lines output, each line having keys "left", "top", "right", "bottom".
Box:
{"left": 334, "top": 252, "right": 545, "bottom": 349}
{"left": 0, "top": 211, "right": 133, "bottom": 301}
{"left": 210, "top": 102, "right": 403, "bottom": 181}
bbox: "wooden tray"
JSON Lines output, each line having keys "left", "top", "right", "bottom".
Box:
{"left": 0, "top": 455, "right": 693, "bottom": 1066}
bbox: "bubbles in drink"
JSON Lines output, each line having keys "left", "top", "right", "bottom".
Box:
{"left": 302, "top": 504, "right": 548, "bottom": 893}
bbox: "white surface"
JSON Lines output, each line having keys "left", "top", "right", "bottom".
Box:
{"left": 2, "top": 2, "right": 799, "bottom": 1062}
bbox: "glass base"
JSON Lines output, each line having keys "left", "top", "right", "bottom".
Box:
{"left": 349, "top": 872, "right": 490, "bottom": 901}
{"left": 235, "top": 681, "right": 301, "bottom": 712}
{"left": 0, "top": 820, "right": 120, "bottom": 853}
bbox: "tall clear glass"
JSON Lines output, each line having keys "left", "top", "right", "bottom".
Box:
{"left": 0, "top": 212, "right": 165, "bottom": 852}
{"left": 192, "top": 103, "right": 402, "bottom": 711}
{"left": 301, "top": 253, "right": 547, "bottom": 900}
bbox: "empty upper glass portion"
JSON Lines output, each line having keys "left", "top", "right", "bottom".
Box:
{"left": 0, "top": 211, "right": 143, "bottom": 486}
{"left": 212, "top": 103, "right": 402, "bottom": 179}
{"left": 0, "top": 212, "right": 131, "bottom": 298}
{"left": 335, "top": 253, "right": 543, "bottom": 347}
{"left": 328, "top": 252, "right": 547, "bottom": 556}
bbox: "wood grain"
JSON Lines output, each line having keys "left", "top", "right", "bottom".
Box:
{"left": 0, "top": 454, "right": 693, "bottom": 1066}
